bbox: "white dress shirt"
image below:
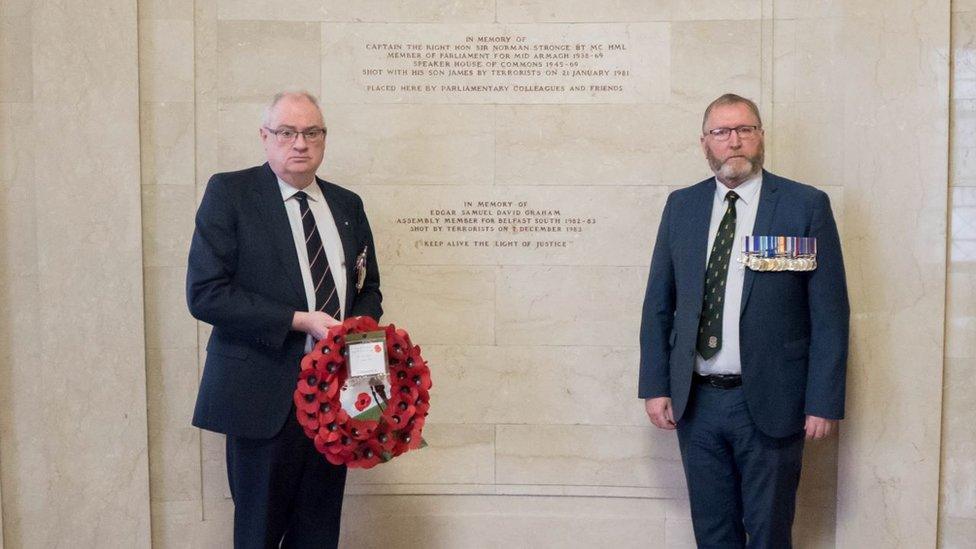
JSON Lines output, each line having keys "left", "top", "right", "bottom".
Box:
{"left": 278, "top": 178, "right": 347, "bottom": 351}
{"left": 695, "top": 173, "right": 762, "bottom": 375}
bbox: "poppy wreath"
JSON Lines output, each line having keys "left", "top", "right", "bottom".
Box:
{"left": 294, "top": 316, "right": 431, "bottom": 469}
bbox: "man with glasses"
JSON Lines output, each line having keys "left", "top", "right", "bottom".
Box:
{"left": 638, "top": 94, "right": 849, "bottom": 547}
{"left": 187, "top": 90, "right": 382, "bottom": 548}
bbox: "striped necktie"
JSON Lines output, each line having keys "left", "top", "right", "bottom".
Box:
{"left": 696, "top": 190, "right": 739, "bottom": 359}
{"left": 294, "top": 191, "right": 341, "bottom": 320}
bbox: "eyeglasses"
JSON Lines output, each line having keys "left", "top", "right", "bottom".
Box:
{"left": 264, "top": 126, "right": 327, "bottom": 144}
{"left": 705, "top": 125, "right": 762, "bottom": 141}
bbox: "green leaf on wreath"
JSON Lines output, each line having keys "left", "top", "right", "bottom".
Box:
{"left": 353, "top": 406, "right": 383, "bottom": 422}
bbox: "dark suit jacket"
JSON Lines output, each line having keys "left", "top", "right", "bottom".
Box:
{"left": 638, "top": 170, "right": 849, "bottom": 438}
{"left": 187, "top": 163, "right": 383, "bottom": 439}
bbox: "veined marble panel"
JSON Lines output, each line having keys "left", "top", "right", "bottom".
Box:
{"left": 772, "top": 1, "right": 847, "bottom": 19}
{"left": 147, "top": 347, "right": 203, "bottom": 502}
{"left": 670, "top": 20, "right": 762, "bottom": 104}
{"left": 216, "top": 101, "right": 266, "bottom": 174}
{"left": 141, "top": 184, "right": 196, "bottom": 267}
{"left": 194, "top": 1, "right": 219, "bottom": 101}
{"left": 358, "top": 185, "right": 665, "bottom": 267}
{"left": 340, "top": 494, "right": 671, "bottom": 548}
{"left": 497, "top": 0, "right": 762, "bottom": 22}
{"left": 420, "top": 345, "right": 645, "bottom": 426}
{"left": 378, "top": 266, "right": 496, "bottom": 346}
{"left": 319, "top": 103, "right": 495, "bottom": 186}
{"left": 495, "top": 424, "right": 684, "bottom": 490}
{"left": 774, "top": 18, "right": 844, "bottom": 103}
{"left": 321, "top": 22, "right": 670, "bottom": 104}
{"left": 494, "top": 104, "right": 702, "bottom": 187}
{"left": 495, "top": 265, "right": 647, "bottom": 346}
{"left": 769, "top": 103, "right": 847, "bottom": 189}
{"left": 139, "top": 18, "right": 194, "bottom": 102}
{"left": 201, "top": 429, "right": 232, "bottom": 501}
{"left": 0, "top": 102, "right": 32, "bottom": 182}
{"left": 217, "top": 20, "right": 321, "bottom": 102}
{"left": 952, "top": 99, "right": 976, "bottom": 187}
{"left": 17, "top": 1, "right": 151, "bottom": 544}
{"left": 0, "top": 105, "right": 39, "bottom": 549}
{"left": 139, "top": 0, "right": 193, "bottom": 20}
{"left": 0, "top": 16, "right": 31, "bottom": 102}
{"left": 151, "top": 500, "right": 234, "bottom": 549}
{"left": 346, "top": 424, "right": 495, "bottom": 486}
{"left": 0, "top": 0, "right": 30, "bottom": 17}
{"left": 218, "top": 0, "right": 495, "bottom": 23}
{"left": 145, "top": 266, "right": 199, "bottom": 349}
{"left": 793, "top": 503, "right": 836, "bottom": 548}
{"left": 141, "top": 101, "right": 196, "bottom": 187}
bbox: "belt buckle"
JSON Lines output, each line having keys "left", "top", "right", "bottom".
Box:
{"left": 696, "top": 373, "right": 741, "bottom": 389}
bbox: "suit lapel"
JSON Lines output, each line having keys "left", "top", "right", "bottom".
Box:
{"left": 251, "top": 164, "right": 306, "bottom": 305}
{"left": 687, "top": 180, "right": 715, "bottom": 307}
{"left": 740, "top": 171, "right": 780, "bottom": 316}
{"left": 317, "top": 179, "right": 359, "bottom": 315}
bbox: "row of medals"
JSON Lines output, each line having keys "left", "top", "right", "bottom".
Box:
{"left": 739, "top": 254, "right": 817, "bottom": 272}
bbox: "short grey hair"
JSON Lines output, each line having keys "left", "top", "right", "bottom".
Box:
{"left": 702, "top": 93, "right": 762, "bottom": 134}
{"left": 261, "top": 89, "right": 325, "bottom": 128}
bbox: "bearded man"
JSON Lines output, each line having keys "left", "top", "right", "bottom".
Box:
{"left": 638, "top": 93, "right": 850, "bottom": 548}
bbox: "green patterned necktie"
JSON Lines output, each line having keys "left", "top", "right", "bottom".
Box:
{"left": 697, "top": 190, "right": 740, "bottom": 359}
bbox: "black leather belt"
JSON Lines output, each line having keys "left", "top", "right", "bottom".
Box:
{"left": 693, "top": 372, "right": 742, "bottom": 389}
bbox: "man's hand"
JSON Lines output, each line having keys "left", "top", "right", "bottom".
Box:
{"left": 292, "top": 311, "right": 341, "bottom": 340}
{"left": 645, "top": 397, "right": 676, "bottom": 430}
{"left": 804, "top": 415, "right": 838, "bottom": 440}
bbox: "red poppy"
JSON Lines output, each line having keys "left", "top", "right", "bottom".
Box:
{"left": 346, "top": 417, "right": 377, "bottom": 440}
{"left": 297, "top": 409, "right": 320, "bottom": 430}
{"left": 294, "top": 389, "right": 321, "bottom": 415}
{"left": 300, "top": 350, "right": 321, "bottom": 371}
{"left": 324, "top": 449, "right": 348, "bottom": 466}
{"left": 329, "top": 432, "right": 357, "bottom": 454}
{"left": 354, "top": 392, "right": 372, "bottom": 411}
{"left": 297, "top": 369, "right": 321, "bottom": 395}
{"left": 315, "top": 379, "right": 338, "bottom": 402}
{"left": 386, "top": 396, "right": 416, "bottom": 423}
{"left": 407, "top": 368, "right": 432, "bottom": 392}
{"left": 349, "top": 440, "right": 385, "bottom": 469}
{"left": 373, "top": 427, "right": 397, "bottom": 453}
{"left": 346, "top": 315, "right": 378, "bottom": 333}
{"left": 394, "top": 384, "right": 419, "bottom": 404}
{"left": 296, "top": 317, "right": 430, "bottom": 468}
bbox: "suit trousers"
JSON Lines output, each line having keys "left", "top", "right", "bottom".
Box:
{"left": 226, "top": 406, "right": 347, "bottom": 549}
{"left": 676, "top": 383, "right": 804, "bottom": 549}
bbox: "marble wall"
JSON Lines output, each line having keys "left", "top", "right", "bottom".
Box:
{"left": 0, "top": 0, "right": 151, "bottom": 547}
{"left": 0, "top": 0, "right": 969, "bottom": 548}
{"left": 942, "top": 1, "right": 976, "bottom": 546}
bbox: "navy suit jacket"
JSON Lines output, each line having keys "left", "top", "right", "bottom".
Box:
{"left": 638, "top": 170, "right": 849, "bottom": 438}
{"left": 187, "top": 163, "right": 383, "bottom": 439}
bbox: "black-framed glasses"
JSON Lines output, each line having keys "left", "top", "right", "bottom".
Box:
{"left": 264, "top": 126, "right": 327, "bottom": 144}
{"left": 705, "top": 125, "right": 762, "bottom": 141}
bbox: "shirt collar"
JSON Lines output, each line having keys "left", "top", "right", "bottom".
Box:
{"left": 278, "top": 177, "right": 324, "bottom": 203}
{"left": 714, "top": 172, "right": 762, "bottom": 206}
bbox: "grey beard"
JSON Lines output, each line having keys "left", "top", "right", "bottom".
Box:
{"left": 709, "top": 150, "right": 764, "bottom": 184}
{"left": 718, "top": 158, "right": 757, "bottom": 182}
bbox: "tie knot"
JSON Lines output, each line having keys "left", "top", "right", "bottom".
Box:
{"left": 726, "top": 191, "right": 739, "bottom": 204}
{"left": 294, "top": 191, "right": 308, "bottom": 202}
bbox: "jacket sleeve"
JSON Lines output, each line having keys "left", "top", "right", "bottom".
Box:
{"left": 348, "top": 194, "right": 383, "bottom": 322}
{"left": 804, "top": 191, "right": 850, "bottom": 419}
{"left": 638, "top": 194, "right": 677, "bottom": 399}
{"left": 186, "top": 175, "right": 295, "bottom": 349}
